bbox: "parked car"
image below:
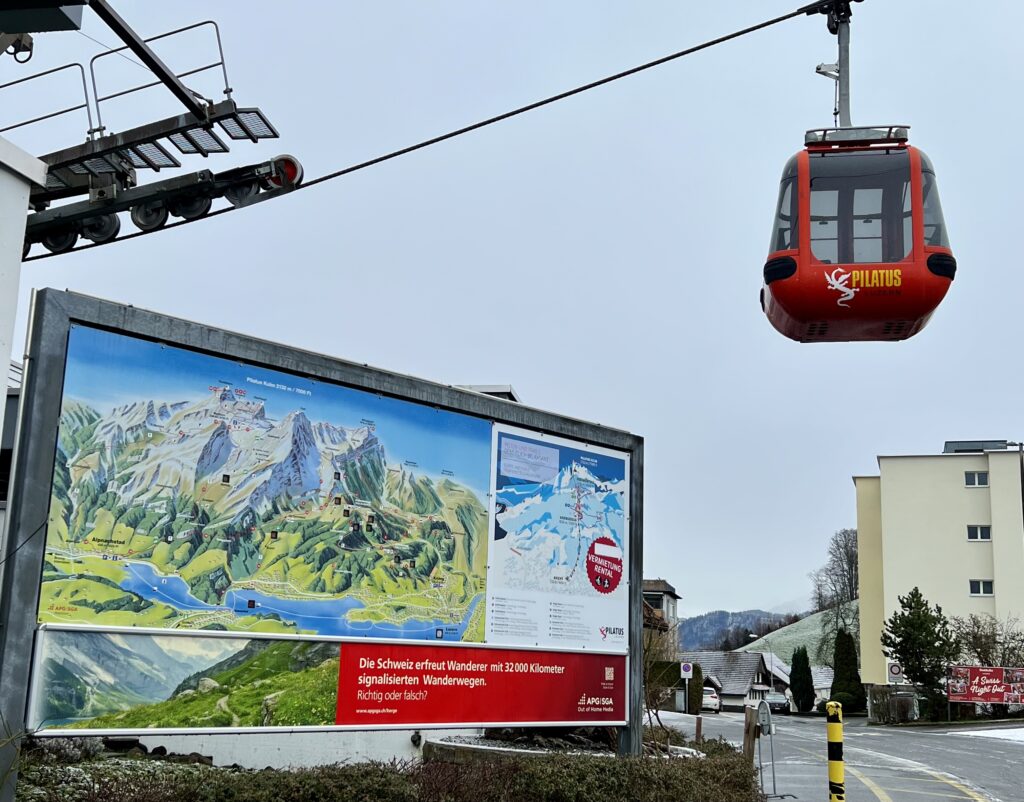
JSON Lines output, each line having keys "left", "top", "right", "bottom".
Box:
{"left": 765, "top": 692, "right": 790, "bottom": 714}
{"left": 701, "top": 687, "right": 721, "bottom": 713}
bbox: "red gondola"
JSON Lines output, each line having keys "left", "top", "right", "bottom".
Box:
{"left": 761, "top": 126, "right": 955, "bottom": 342}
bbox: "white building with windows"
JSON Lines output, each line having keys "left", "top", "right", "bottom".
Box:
{"left": 855, "top": 440, "right": 1024, "bottom": 685}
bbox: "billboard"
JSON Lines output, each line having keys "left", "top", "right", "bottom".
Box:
{"left": 3, "top": 292, "right": 641, "bottom": 738}
{"left": 947, "top": 665, "right": 1024, "bottom": 704}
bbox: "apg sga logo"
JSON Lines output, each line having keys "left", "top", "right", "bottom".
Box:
{"left": 599, "top": 626, "right": 625, "bottom": 641}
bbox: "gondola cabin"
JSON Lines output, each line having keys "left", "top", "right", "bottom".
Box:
{"left": 761, "top": 127, "right": 955, "bottom": 342}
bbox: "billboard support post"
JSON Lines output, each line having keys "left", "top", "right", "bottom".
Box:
{"left": 619, "top": 437, "right": 643, "bottom": 756}
{"left": 0, "top": 290, "right": 70, "bottom": 802}
{"left": 0, "top": 289, "right": 646, "bottom": 795}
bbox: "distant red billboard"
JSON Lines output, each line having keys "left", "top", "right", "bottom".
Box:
{"left": 947, "top": 665, "right": 1024, "bottom": 704}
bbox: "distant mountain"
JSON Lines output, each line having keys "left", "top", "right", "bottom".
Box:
{"left": 680, "top": 609, "right": 790, "bottom": 651}
{"left": 69, "top": 639, "right": 340, "bottom": 729}
{"left": 34, "top": 631, "right": 206, "bottom": 725}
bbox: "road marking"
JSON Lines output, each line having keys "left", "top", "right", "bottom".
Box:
{"left": 876, "top": 786, "right": 973, "bottom": 799}
{"left": 846, "top": 765, "right": 895, "bottom": 802}
{"left": 924, "top": 771, "right": 990, "bottom": 802}
{"left": 791, "top": 744, "right": 979, "bottom": 802}
{"left": 792, "top": 745, "right": 894, "bottom": 802}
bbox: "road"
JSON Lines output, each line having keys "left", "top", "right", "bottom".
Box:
{"left": 659, "top": 710, "right": 1024, "bottom": 802}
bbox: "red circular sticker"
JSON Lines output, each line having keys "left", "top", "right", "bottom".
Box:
{"left": 586, "top": 537, "right": 623, "bottom": 594}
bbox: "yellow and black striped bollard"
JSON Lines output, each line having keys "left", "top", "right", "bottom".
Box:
{"left": 826, "top": 700, "right": 845, "bottom": 801}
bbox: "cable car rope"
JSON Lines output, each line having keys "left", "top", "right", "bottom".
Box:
{"left": 24, "top": 0, "right": 844, "bottom": 263}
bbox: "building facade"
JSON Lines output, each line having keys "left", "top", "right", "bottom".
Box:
{"left": 856, "top": 441, "right": 1024, "bottom": 685}
{"left": 642, "top": 578, "right": 681, "bottom": 658}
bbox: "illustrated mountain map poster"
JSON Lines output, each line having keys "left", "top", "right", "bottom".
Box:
{"left": 40, "top": 326, "right": 491, "bottom": 641}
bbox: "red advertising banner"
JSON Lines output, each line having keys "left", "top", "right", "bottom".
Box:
{"left": 947, "top": 665, "right": 1024, "bottom": 704}
{"left": 337, "top": 643, "right": 627, "bottom": 727}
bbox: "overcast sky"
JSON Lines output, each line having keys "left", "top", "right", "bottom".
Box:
{"left": 5, "top": 1, "right": 1021, "bottom": 617}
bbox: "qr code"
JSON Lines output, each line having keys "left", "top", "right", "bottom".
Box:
{"left": 605, "top": 666, "right": 615, "bottom": 682}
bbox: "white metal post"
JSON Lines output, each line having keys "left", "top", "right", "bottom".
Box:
{"left": 0, "top": 137, "right": 45, "bottom": 451}
{"left": 837, "top": 20, "right": 851, "bottom": 127}
{"left": 0, "top": 137, "right": 45, "bottom": 620}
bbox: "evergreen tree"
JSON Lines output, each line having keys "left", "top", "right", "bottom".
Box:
{"left": 789, "top": 646, "right": 815, "bottom": 713}
{"left": 830, "top": 629, "right": 866, "bottom": 712}
{"left": 687, "top": 664, "right": 704, "bottom": 714}
{"left": 881, "top": 587, "right": 958, "bottom": 711}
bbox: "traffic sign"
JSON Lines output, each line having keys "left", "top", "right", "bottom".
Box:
{"left": 887, "top": 661, "right": 904, "bottom": 684}
{"left": 680, "top": 662, "right": 693, "bottom": 680}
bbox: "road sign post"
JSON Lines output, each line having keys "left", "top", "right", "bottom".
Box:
{"left": 680, "top": 661, "right": 693, "bottom": 714}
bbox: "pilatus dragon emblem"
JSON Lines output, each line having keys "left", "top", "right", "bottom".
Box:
{"left": 825, "top": 268, "right": 858, "bottom": 308}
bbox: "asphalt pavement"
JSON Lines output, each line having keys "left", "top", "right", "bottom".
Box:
{"left": 658, "top": 710, "right": 1022, "bottom": 802}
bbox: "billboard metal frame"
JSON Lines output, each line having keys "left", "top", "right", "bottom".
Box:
{"left": 0, "top": 289, "right": 644, "bottom": 790}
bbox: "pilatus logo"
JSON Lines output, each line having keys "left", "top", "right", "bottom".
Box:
{"left": 600, "top": 626, "right": 624, "bottom": 640}
{"left": 825, "top": 268, "right": 858, "bottom": 308}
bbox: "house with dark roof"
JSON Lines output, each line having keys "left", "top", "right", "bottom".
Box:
{"left": 680, "top": 650, "right": 775, "bottom": 711}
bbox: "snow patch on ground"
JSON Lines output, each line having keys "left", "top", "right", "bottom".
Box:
{"left": 956, "top": 727, "right": 1024, "bottom": 743}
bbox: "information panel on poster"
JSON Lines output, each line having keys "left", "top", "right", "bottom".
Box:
{"left": 338, "top": 643, "right": 626, "bottom": 726}
{"left": 948, "top": 665, "right": 1024, "bottom": 704}
{"left": 485, "top": 425, "right": 630, "bottom": 652}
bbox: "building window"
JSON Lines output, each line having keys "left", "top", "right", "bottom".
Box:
{"left": 965, "top": 471, "right": 989, "bottom": 487}
{"left": 967, "top": 525, "right": 992, "bottom": 541}
{"left": 969, "top": 580, "right": 994, "bottom": 596}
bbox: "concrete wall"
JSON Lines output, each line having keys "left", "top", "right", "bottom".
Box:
{"left": 137, "top": 729, "right": 483, "bottom": 768}
{"left": 857, "top": 449, "right": 1024, "bottom": 686}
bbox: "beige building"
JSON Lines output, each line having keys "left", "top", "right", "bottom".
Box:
{"left": 855, "top": 440, "right": 1024, "bottom": 685}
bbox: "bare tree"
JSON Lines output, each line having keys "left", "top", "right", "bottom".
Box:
{"left": 952, "top": 614, "right": 1024, "bottom": 668}
{"left": 810, "top": 528, "right": 858, "bottom": 612}
{"left": 642, "top": 619, "right": 683, "bottom": 751}
{"left": 810, "top": 528, "right": 859, "bottom": 666}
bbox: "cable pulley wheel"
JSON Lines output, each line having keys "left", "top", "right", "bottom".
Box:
{"left": 170, "top": 196, "right": 213, "bottom": 221}
{"left": 41, "top": 229, "right": 79, "bottom": 254}
{"left": 131, "top": 201, "right": 169, "bottom": 232}
{"left": 81, "top": 214, "right": 121, "bottom": 244}
{"left": 225, "top": 181, "right": 260, "bottom": 208}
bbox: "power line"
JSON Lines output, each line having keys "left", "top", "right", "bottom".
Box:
{"left": 26, "top": 2, "right": 824, "bottom": 262}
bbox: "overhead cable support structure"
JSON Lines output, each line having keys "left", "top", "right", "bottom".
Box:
{"left": 2, "top": 3, "right": 303, "bottom": 257}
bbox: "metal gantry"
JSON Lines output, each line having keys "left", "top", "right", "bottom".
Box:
{"left": 1, "top": 5, "right": 303, "bottom": 258}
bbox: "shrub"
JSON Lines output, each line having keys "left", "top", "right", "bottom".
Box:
{"left": 22, "top": 737, "right": 104, "bottom": 765}
{"left": 829, "top": 692, "right": 856, "bottom": 712}
{"left": 18, "top": 749, "right": 761, "bottom": 802}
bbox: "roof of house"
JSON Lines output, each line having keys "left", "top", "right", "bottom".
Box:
{"left": 680, "top": 651, "right": 767, "bottom": 697}
{"left": 811, "top": 666, "right": 835, "bottom": 690}
{"left": 750, "top": 651, "right": 791, "bottom": 683}
{"left": 643, "top": 578, "right": 680, "bottom": 600}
